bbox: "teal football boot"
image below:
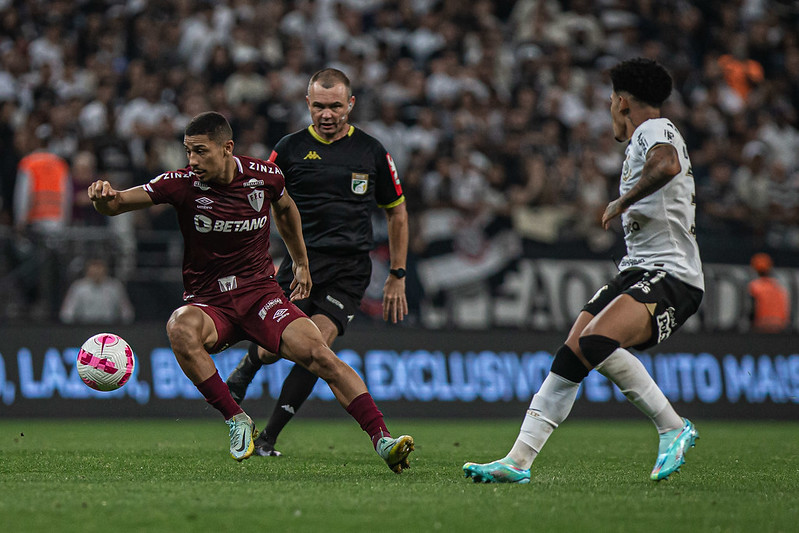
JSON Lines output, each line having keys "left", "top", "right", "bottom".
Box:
{"left": 463, "top": 457, "right": 531, "bottom": 484}
{"left": 650, "top": 418, "right": 698, "bottom": 481}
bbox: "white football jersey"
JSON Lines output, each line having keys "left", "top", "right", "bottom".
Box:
{"left": 617, "top": 118, "right": 704, "bottom": 291}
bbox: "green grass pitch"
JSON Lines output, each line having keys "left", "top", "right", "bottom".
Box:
{"left": 1, "top": 418, "right": 797, "bottom": 532}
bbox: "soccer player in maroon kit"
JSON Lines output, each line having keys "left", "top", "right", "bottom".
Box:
{"left": 88, "top": 111, "right": 414, "bottom": 471}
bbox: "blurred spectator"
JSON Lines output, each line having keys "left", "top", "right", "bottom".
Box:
{"left": 59, "top": 257, "right": 134, "bottom": 325}
{"left": 756, "top": 106, "right": 799, "bottom": 172}
{"left": 13, "top": 143, "right": 71, "bottom": 232}
{"left": 406, "top": 107, "right": 443, "bottom": 158}
{"left": 733, "top": 141, "right": 771, "bottom": 235}
{"left": 718, "top": 41, "right": 764, "bottom": 101}
{"left": 363, "top": 101, "right": 410, "bottom": 175}
{"left": 11, "top": 136, "right": 71, "bottom": 319}
{"left": 224, "top": 47, "right": 270, "bottom": 107}
{"left": 0, "top": 99, "right": 18, "bottom": 225}
{"left": 697, "top": 161, "right": 748, "bottom": 234}
{"left": 747, "top": 253, "right": 790, "bottom": 333}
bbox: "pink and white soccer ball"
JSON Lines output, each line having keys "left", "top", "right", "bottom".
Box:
{"left": 77, "top": 333, "right": 135, "bottom": 391}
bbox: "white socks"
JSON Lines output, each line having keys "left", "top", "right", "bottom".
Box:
{"left": 506, "top": 348, "right": 682, "bottom": 470}
{"left": 507, "top": 372, "right": 580, "bottom": 470}
{"left": 596, "top": 348, "right": 683, "bottom": 433}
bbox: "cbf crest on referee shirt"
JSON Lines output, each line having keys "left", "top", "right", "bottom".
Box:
{"left": 247, "top": 189, "right": 264, "bottom": 212}
{"left": 351, "top": 173, "right": 368, "bottom": 195}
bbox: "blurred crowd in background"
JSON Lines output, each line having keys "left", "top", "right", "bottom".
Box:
{"left": 0, "top": 0, "right": 798, "bottom": 324}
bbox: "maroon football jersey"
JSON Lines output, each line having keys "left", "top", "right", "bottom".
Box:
{"left": 143, "top": 155, "right": 285, "bottom": 299}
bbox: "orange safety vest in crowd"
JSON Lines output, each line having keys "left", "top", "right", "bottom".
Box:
{"left": 717, "top": 55, "right": 764, "bottom": 100}
{"left": 748, "top": 277, "right": 790, "bottom": 333}
{"left": 18, "top": 152, "right": 70, "bottom": 224}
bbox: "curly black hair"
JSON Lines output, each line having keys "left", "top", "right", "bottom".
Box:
{"left": 610, "top": 58, "right": 672, "bottom": 108}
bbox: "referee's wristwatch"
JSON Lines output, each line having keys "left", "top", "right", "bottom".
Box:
{"left": 389, "top": 268, "right": 406, "bottom": 279}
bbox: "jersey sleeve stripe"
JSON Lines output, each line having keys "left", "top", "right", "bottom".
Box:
{"left": 378, "top": 195, "right": 405, "bottom": 209}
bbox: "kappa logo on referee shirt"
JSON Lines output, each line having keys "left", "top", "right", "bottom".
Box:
{"left": 304, "top": 151, "right": 321, "bottom": 160}
{"left": 351, "top": 173, "right": 368, "bottom": 195}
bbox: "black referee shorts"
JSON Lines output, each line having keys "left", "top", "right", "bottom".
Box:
{"left": 582, "top": 268, "right": 703, "bottom": 350}
{"left": 276, "top": 249, "right": 372, "bottom": 336}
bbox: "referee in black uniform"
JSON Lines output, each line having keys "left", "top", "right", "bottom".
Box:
{"left": 226, "top": 68, "right": 409, "bottom": 456}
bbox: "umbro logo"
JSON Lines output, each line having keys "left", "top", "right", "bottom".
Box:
{"left": 303, "top": 151, "right": 321, "bottom": 160}
{"left": 273, "top": 308, "right": 289, "bottom": 322}
{"left": 196, "top": 197, "right": 213, "bottom": 209}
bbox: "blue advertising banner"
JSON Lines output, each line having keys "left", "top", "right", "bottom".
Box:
{"left": 0, "top": 324, "right": 796, "bottom": 419}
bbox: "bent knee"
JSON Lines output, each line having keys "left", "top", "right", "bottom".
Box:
{"left": 166, "top": 307, "right": 203, "bottom": 348}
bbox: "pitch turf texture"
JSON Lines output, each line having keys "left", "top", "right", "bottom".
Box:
{"left": 1, "top": 419, "right": 797, "bottom": 532}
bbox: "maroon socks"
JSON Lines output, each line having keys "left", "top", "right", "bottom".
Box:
{"left": 197, "top": 370, "right": 244, "bottom": 420}
{"left": 345, "top": 392, "right": 390, "bottom": 449}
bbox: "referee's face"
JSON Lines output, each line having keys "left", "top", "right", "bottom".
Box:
{"left": 307, "top": 81, "right": 354, "bottom": 142}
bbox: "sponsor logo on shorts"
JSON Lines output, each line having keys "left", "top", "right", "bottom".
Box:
{"left": 258, "top": 298, "right": 284, "bottom": 319}
{"left": 631, "top": 279, "right": 652, "bottom": 294}
{"left": 273, "top": 308, "right": 290, "bottom": 322}
{"left": 326, "top": 294, "right": 345, "bottom": 310}
{"left": 218, "top": 275, "right": 237, "bottom": 292}
{"left": 656, "top": 307, "right": 677, "bottom": 343}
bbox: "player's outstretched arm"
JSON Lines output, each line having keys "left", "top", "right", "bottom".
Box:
{"left": 602, "top": 143, "right": 681, "bottom": 229}
{"left": 88, "top": 181, "right": 154, "bottom": 216}
{"left": 271, "top": 191, "right": 311, "bottom": 301}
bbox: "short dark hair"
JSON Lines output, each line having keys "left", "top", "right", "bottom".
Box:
{"left": 308, "top": 68, "right": 352, "bottom": 99}
{"left": 185, "top": 111, "right": 233, "bottom": 143}
{"left": 610, "top": 58, "right": 672, "bottom": 108}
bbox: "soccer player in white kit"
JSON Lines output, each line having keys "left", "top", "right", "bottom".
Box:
{"left": 464, "top": 58, "right": 703, "bottom": 483}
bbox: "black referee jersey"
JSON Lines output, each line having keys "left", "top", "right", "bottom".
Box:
{"left": 268, "top": 125, "right": 405, "bottom": 254}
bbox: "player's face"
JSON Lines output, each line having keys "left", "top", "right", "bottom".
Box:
{"left": 184, "top": 134, "right": 232, "bottom": 183}
{"left": 307, "top": 82, "right": 354, "bottom": 142}
{"left": 610, "top": 91, "right": 629, "bottom": 142}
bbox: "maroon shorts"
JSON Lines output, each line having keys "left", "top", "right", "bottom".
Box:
{"left": 187, "top": 280, "right": 307, "bottom": 354}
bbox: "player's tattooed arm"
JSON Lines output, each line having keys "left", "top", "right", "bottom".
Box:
{"left": 602, "top": 143, "right": 681, "bottom": 228}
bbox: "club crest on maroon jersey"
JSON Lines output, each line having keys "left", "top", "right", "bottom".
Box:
{"left": 248, "top": 189, "right": 265, "bottom": 212}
